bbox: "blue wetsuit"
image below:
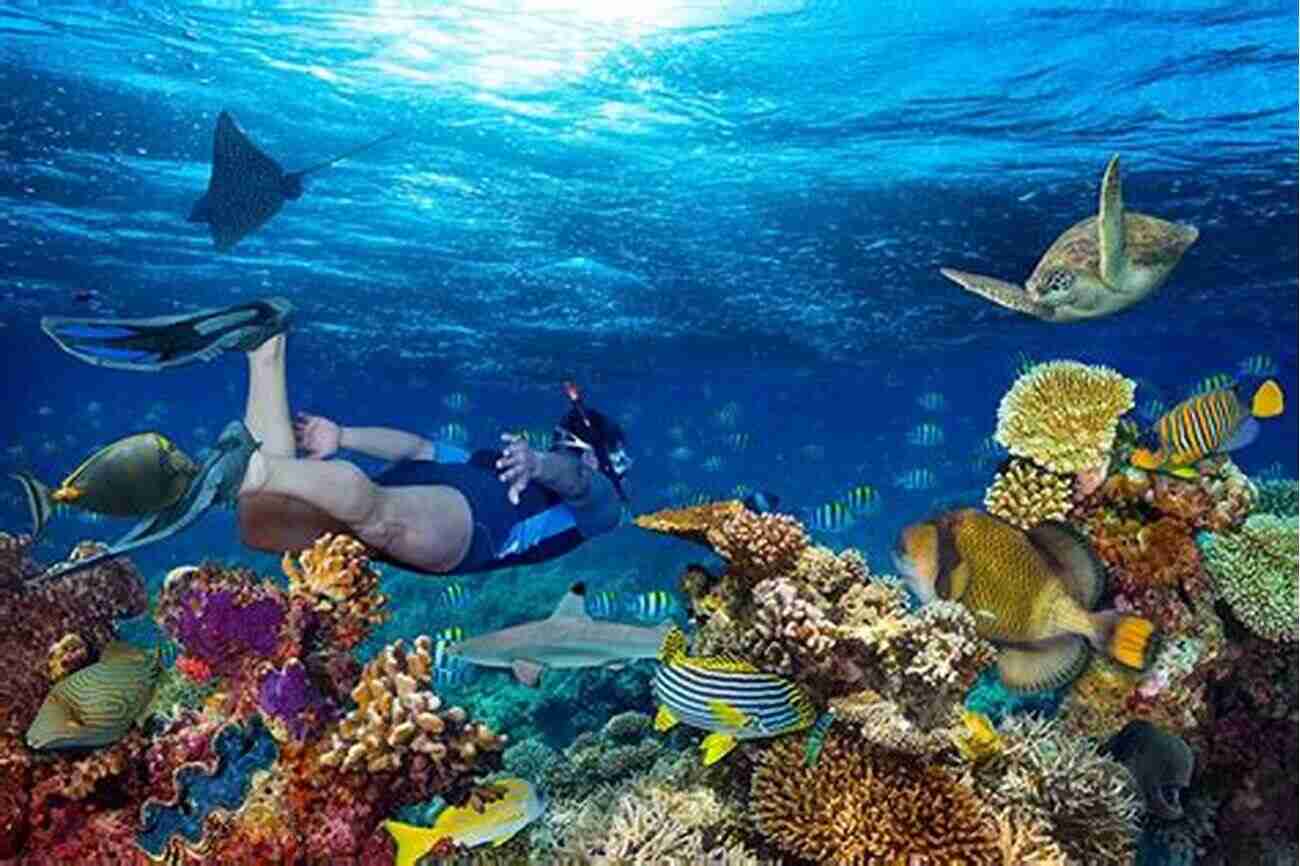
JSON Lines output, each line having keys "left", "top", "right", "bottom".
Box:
{"left": 370, "top": 443, "right": 621, "bottom": 575}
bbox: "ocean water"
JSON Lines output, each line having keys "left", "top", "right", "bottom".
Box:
{"left": 0, "top": 1, "right": 1296, "bottom": 864}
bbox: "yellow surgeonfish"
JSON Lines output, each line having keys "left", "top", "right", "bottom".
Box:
{"left": 383, "top": 778, "right": 544, "bottom": 866}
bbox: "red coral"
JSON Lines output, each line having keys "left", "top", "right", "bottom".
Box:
{"left": 175, "top": 655, "right": 215, "bottom": 684}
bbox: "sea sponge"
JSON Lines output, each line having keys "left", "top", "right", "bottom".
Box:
{"left": 1199, "top": 513, "right": 1299, "bottom": 642}
{"left": 994, "top": 360, "right": 1135, "bottom": 474}
{"left": 983, "top": 459, "right": 1073, "bottom": 529}
{"left": 751, "top": 732, "right": 999, "bottom": 865}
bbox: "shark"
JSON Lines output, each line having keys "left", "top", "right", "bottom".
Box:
{"left": 444, "top": 582, "right": 673, "bottom": 687}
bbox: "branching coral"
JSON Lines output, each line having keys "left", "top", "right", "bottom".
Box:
{"left": 968, "top": 714, "right": 1141, "bottom": 866}
{"left": 751, "top": 732, "right": 999, "bottom": 865}
{"left": 835, "top": 578, "right": 909, "bottom": 628}
{"left": 1253, "top": 478, "right": 1298, "bottom": 518}
{"left": 1199, "top": 513, "right": 1299, "bottom": 642}
{"left": 633, "top": 500, "right": 747, "bottom": 547}
{"left": 791, "top": 544, "right": 868, "bottom": 601}
{"left": 740, "top": 577, "right": 836, "bottom": 675}
{"left": 707, "top": 509, "right": 809, "bottom": 585}
{"left": 994, "top": 360, "right": 1135, "bottom": 474}
{"left": 281, "top": 532, "right": 389, "bottom": 651}
{"left": 983, "top": 459, "right": 1073, "bottom": 529}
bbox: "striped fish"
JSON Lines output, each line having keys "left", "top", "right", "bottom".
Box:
{"left": 586, "top": 590, "right": 622, "bottom": 619}
{"left": 906, "top": 423, "right": 945, "bottom": 447}
{"left": 10, "top": 471, "right": 54, "bottom": 540}
{"left": 652, "top": 627, "right": 815, "bottom": 766}
{"left": 1132, "top": 379, "right": 1285, "bottom": 478}
{"left": 27, "top": 641, "right": 161, "bottom": 749}
{"left": 437, "top": 583, "right": 470, "bottom": 609}
{"left": 1238, "top": 354, "right": 1278, "bottom": 377}
{"left": 626, "top": 590, "right": 680, "bottom": 622}
{"left": 806, "top": 500, "right": 854, "bottom": 533}
{"left": 894, "top": 468, "right": 937, "bottom": 491}
{"left": 917, "top": 391, "right": 946, "bottom": 412}
{"left": 842, "top": 485, "right": 880, "bottom": 516}
{"left": 433, "top": 632, "right": 477, "bottom": 689}
{"left": 1187, "top": 372, "right": 1234, "bottom": 397}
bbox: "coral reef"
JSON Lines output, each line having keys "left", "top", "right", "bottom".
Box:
{"left": 994, "top": 360, "right": 1135, "bottom": 474}
{"left": 281, "top": 532, "right": 389, "bottom": 650}
{"left": 740, "top": 577, "right": 836, "bottom": 675}
{"left": 46, "top": 633, "right": 91, "bottom": 683}
{"left": 633, "top": 499, "right": 747, "bottom": 547}
{"left": 707, "top": 508, "right": 810, "bottom": 586}
{"left": 1252, "top": 478, "right": 1298, "bottom": 518}
{"left": 984, "top": 458, "right": 1074, "bottom": 529}
{"left": 1199, "top": 513, "right": 1299, "bottom": 642}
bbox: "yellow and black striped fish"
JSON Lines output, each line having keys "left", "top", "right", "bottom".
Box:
{"left": 806, "top": 500, "right": 854, "bottom": 533}
{"left": 1132, "top": 379, "right": 1285, "bottom": 478}
{"left": 26, "top": 641, "right": 161, "bottom": 750}
{"left": 652, "top": 627, "right": 815, "bottom": 766}
{"left": 842, "top": 484, "right": 880, "bottom": 516}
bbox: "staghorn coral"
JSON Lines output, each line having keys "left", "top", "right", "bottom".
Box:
{"left": 0, "top": 537, "right": 147, "bottom": 738}
{"left": 1199, "top": 513, "right": 1299, "bottom": 642}
{"left": 983, "top": 458, "right": 1074, "bottom": 529}
{"left": 991, "top": 807, "right": 1069, "bottom": 866}
{"left": 707, "top": 509, "right": 809, "bottom": 585}
{"left": 969, "top": 714, "right": 1141, "bottom": 866}
{"left": 281, "top": 532, "right": 389, "bottom": 650}
{"left": 994, "top": 360, "right": 1135, "bottom": 474}
{"left": 46, "top": 632, "right": 91, "bottom": 683}
{"left": 751, "top": 732, "right": 999, "bottom": 865}
{"left": 633, "top": 500, "right": 747, "bottom": 547}
{"left": 741, "top": 577, "right": 836, "bottom": 675}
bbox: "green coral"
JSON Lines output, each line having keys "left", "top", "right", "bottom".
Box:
{"left": 1199, "top": 514, "right": 1299, "bottom": 642}
{"left": 1253, "top": 479, "right": 1298, "bottom": 519}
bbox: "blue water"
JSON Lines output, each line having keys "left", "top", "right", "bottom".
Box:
{"left": 0, "top": 3, "right": 1296, "bottom": 855}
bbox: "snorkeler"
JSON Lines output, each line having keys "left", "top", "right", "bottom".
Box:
{"left": 38, "top": 299, "right": 630, "bottom": 580}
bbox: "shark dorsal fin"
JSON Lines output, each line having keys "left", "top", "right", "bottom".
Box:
{"left": 549, "top": 582, "right": 591, "bottom": 620}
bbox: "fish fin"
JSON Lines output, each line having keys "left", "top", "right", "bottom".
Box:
{"left": 187, "top": 192, "right": 212, "bottom": 223}
{"left": 1027, "top": 522, "right": 1106, "bottom": 609}
{"left": 549, "top": 582, "right": 592, "bottom": 620}
{"left": 938, "top": 559, "right": 971, "bottom": 602}
{"left": 1221, "top": 417, "right": 1260, "bottom": 452}
{"left": 1248, "top": 378, "right": 1285, "bottom": 418}
{"left": 100, "top": 641, "right": 144, "bottom": 663}
{"left": 996, "top": 637, "right": 1091, "bottom": 693}
{"left": 383, "top": 820, "right": 440, "bottom": 866}
{"left": 1090, "top": 611, "right": 1159, "bottom": 672}
{"left": 700, "top": 733, "right": 737, "bottom": 766}
{"left": 1167, "top": 466, "right": 1199, "bottom": 480}
{"left": 1097, "top": 154, "right": 1126, "bottom": 288}
{"left": 9, "top": 471, "right": 53, "bottom": 541}
{"left": 511, "top": 659, "right": 544, "bottom": 687}
{"left": 658, "top": 626, "right": 688, "bottom": 663}
{"left": 938, "top": 268, "right": 1051, "bottom": 319}
{"left": 708, "top": 699, "right": 750, "bottom": 729}
{"left": 1130, "top": 448, "right": 1163, "bottom": 471}
{"left": 654, "top": 705, "right": 680, "bottom": 732}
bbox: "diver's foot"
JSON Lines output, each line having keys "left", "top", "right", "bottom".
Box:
{"left": 247, "top": 332, "right": 286, "bottom": 365}
{"left": 41, "top": 297, "right": 294, "bottom": 371}
{"left": 210, "top": 420, "right": 262, "bottom": 504}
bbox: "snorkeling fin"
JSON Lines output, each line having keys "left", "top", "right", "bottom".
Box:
{"left": 30, "top": 422, "right": 259, "bottom": 584}
{"left": 41, "top": 298, "right": 293, "bottom": 371}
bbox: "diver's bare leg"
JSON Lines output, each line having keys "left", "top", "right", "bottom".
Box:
{"left": 238, "top": 456, "right": 473, "bottom": 572}
{"left": 243, "top": 334, "right": 296, "bottom": 457}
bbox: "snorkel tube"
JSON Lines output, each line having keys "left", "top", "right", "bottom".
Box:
{"left": 560, "top": 381, "right": 629, "bottom": 502}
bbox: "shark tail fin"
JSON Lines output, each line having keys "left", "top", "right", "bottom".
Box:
{"left": 658, "top": 625, "right": 688, "bottom": 663}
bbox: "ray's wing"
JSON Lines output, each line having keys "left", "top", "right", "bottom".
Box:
{"left": 195, "top": 111, "right": 289, "bottom": 252}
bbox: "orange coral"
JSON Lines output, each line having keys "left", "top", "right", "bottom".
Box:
{"left": 633, "top": 500, "right": 747, "bottom": 546}
{"left": 47, "top": 632, "right": 91, "bottom": 683}
{"left": 282, "top": 533, "right": 388, "bottom": 650}
{"left": 752, "top": 732, "right": 998, "bottom": 866}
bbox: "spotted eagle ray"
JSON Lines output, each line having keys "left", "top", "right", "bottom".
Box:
{"left": 188, "top": 110, "right": 397, "bottom": 252}
{"left": 443, "top": 582, "right": 672, "bottom": 687}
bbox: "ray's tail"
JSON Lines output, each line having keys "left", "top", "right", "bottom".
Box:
{"left": 295, "top": 131, "right": 400, "bottom": 177}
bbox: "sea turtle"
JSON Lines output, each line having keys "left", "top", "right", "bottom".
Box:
{"left": 940, "top": 155, "right": 1199, "bottom": 322}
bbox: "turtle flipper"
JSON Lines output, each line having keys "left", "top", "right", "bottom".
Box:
{"left": 939, "top": 268, "right": 1052, "bottom": 320}
{"left": 1098, "top": 154, "right": 1126, "bottom": 289}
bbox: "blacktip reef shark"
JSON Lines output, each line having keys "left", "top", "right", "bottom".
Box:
{"left": 443, "top": 582, "right": 672, "bottom": 687}
{"left": 189, "top": 110, "right": 398, "bottom": 251}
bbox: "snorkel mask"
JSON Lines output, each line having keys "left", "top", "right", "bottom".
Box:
{"left": 556, "top": 381, "right": 631, "bottom": 501}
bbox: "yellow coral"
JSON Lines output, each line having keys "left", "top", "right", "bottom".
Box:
{"left": 983, "top": 459, "right": 1074, "bottom": 529}
{"left": 47, "top": 632, "right": 91, "bottom": 683}
{"left": 282, "top": 532, "right": 389, "bottom": 650}
{"left": 995, "top": 360, "right": 1135, "bottom": 474}
{"left": 317, "top": 636, "right": 506, "bottom": 775}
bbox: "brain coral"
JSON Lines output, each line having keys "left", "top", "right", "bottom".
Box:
{"left": 995, "top": 360, "right": 1135, "bottom": 474}
{"left": 1199, "top": 514, "right": 1299, "bottom": 642}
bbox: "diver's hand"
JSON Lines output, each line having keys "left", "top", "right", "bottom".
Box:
{"left": 295, "top": 413, "right": 341, "bottom": 459}
{"left": 496, "top": 433, "right": 540, "bottom": 505}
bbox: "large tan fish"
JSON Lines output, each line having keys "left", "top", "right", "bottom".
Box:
{"left": 27, "top": 640, "right": 161, "bottom": 750}
{"left": 894, "top": 508, "right": 1158, "bottom": 692}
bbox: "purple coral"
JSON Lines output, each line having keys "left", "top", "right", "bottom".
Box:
{"left": 173, "top": 588, "right": 285, "bottom": 668}
{"left": 258, "top": 659, "right": 328, "bottom": 742}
